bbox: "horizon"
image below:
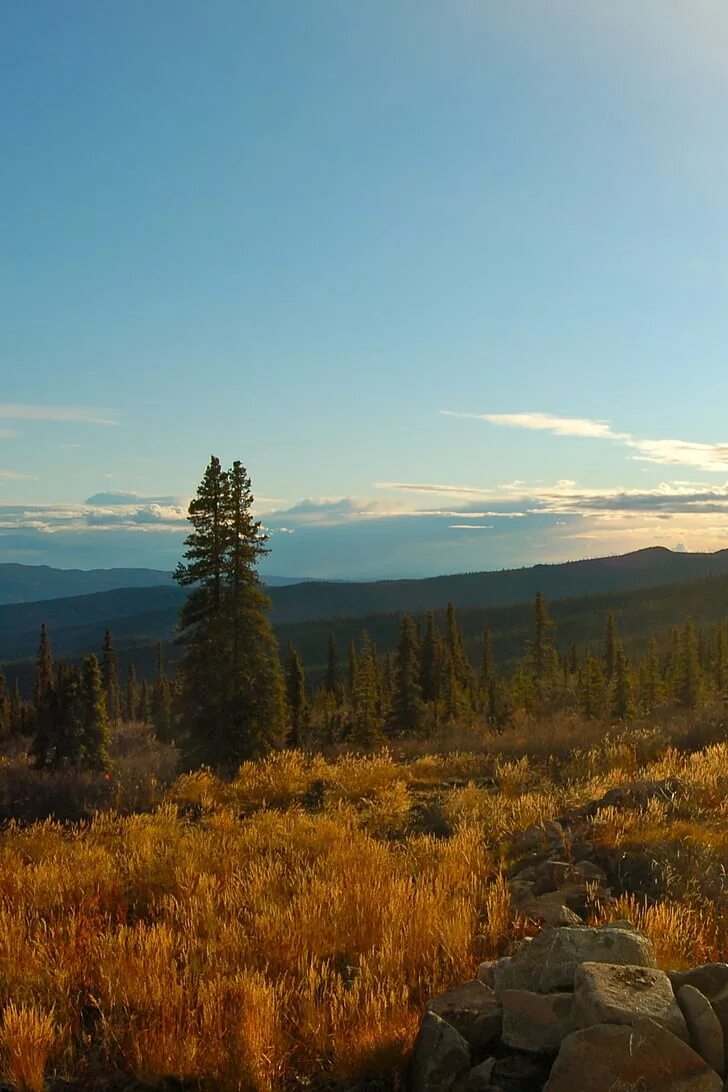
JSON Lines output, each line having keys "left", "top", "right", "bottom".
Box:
{"left": 3, "top": 3, "right": 728, "bottom": 578}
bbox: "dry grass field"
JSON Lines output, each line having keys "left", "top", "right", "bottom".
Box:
{"left": 1, "top": 714, "right": 728, "bottom": 1091}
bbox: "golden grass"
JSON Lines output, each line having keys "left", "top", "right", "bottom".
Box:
{"left": 1, "top": 735, "right": 727, "bottom": 1087}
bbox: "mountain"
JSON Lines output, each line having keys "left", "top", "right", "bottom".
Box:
{"left": 2, "top": 547, "right": 728, "bottom": 677}
{"left": 0, "top": 563, "right": 176, "bottom": 605}
{"left": 267, "top": 547, "right": 728, "bottom": 624}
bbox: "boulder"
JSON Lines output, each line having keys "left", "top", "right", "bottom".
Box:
{"left": 511, "top": 820, "right": 564, "bottom": 854}
{"left": 544, "top": 1019, "right": 723, "bottom": 1092}
{"left": 476, "top": 961, "right": 498, "bottom": 989}
{"left": 493, "top": 925, "right": 656, "bottom": 997}
{"left": 571, "top": 859, "right": 607, "bottom": 885}
{"left": 573, "top": 961, "right": 689, "bottom": 1042}
{"left": 708, "top": 989, "right": 728, "bottom": 1062}
{"left": 409, "top": 1012, "right": 471, "bottom": 1092}
{"left": 427, "top": 980, "right": 501, "bottom": 1051}
{"left": 585, "top": 777, "right": 686, "bottom": 815}
{"left": 678, "top": 984, "right": 725, "bottom": 1077}
{"left": 517, "top": 892, "right": 582, "bottom": 927}
{"left": 459, "top": 1058, "right": 496, "bottom": 1092}
{"left": 671, "top": 965, "right": 728, "bottom": 1002}
{"left": 501, "top": 989, "right": 575, "bottom": 1053}
{"left": 509, "top": 879, "right": 536, "bottom": 906}
{"left": 490, "top": 1053, "right": 552, "bottom": 1092}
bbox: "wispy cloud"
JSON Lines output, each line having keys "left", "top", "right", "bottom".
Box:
{"left": 443, "top": 410, "right": 728, "bottom": 473}
{"left": 0, "top": 403, "right": 118, "bottom": 427}
{"left": 0, "top": 470, "right": 35, "bottom": 481}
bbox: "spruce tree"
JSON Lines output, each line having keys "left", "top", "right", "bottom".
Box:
{"left": 420, "top": 612, "right": 442, "bottom": 703}
{"left": 578, "top": 651, "right": 605, "bottom": 719}
{"left": 479, "top": 621, "right": 493, "bottom": 691}
{"left": 528, "top": 593, "right": 558, "bottom": 690}
{"left": 352, "top": 633, "right": 382, "bottom": 746}
{"left": 79, "top": 655, "right": 111, "bottom": 770}
{"left": 604, "top": 613, "right": 619, "bottom": 681}
{"left": 30, "top": 624, "right": 54, "bottom": 769}
{"left": 102, "top": 629, "right": 121, "bottom": 723}
{"left": 324, "top": 632, "right": 339, "bottom": 698}
{"left": 0, "top": 666, "right": 9, "bottom": 737}
{"left": 389, "top": 614, "right": 425, "bottom": 735}
{"left": 175, "top": 456, "right": 286, "bottom": 768}
{"left": 611, "top": 646, "right": 634, "bottom": 720}
{"left": 678, "top": 618, "right": 702, "bottom": 710}
{"left": 347, "top": 641, "right": 358, "bottom": 699}
{"left": 285, "top": 643, "right": 308, "bottom": 748}
{"left": 152, "top": 642, "right": 173, "bottom": 739}
{"left": 125, "top": 663, "right": 139, "bottom": 722}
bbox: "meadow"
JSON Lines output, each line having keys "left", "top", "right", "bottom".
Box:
{"left": 1, "top": 712, "right": 728, "bottom": 1091}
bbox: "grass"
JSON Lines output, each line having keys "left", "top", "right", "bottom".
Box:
{"left": 0, "top": 716, "right": 727, "bottom": 1089}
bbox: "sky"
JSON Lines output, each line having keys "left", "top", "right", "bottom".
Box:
{"left": 2, "top": 1, "right": 728, "bottom": 579}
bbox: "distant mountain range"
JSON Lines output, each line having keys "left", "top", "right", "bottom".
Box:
{"left": 2, "top": 547, "right": 728, "bottom": 675}
{"left": 0, "top": 564, "right": 313, "bottom": 605}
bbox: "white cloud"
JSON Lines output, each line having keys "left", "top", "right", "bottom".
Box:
{"left": 0, "top": 470, "right": 35, "bottom": 480}
{"left": 0, "top": 403, "right": 118, "bottom": 426}
{"left": 444, "top": 409, "right": 728, "bottom": 473}
{"left": 448, "top": 524, "right": 494, "bottom": 530}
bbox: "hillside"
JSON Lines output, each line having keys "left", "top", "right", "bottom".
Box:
{"left": 0, "top": 563, "right": 177, "bottom": 605}
{"left": 267, "top": 546, "right": 728, "bottom": 623}
{"left": 4, "top": 567, "right": 728, "bottom": 689}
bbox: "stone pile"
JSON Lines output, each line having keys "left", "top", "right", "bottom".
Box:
{"left": 409, "top": 924, "right": 728, "bottom": 1092}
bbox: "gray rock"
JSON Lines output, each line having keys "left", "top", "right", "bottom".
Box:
{"left": 493, "top": 925, "right": 656, "bottom": 998}
{"left": 671, "top": 965, "right": 728, "bottom": 1001}
{"left": 501, "top": 989, "right": 575, "bottom": 1053}
{"left": 678, "top": 984, "right": 725, "bottom": 1077}
{"left": 517, "top": 891, "right": 582, "bottom": 927}
{"left": 511, "top": 820, "right": 563, "bottom": 854}
{"left": 476, "top": 961, "right": 498, "bottom": 989}
{"left": 571, "top": 859, "right": 607, "bottom": 884}
{"left": 544, "top": 1018, "right": 723, "bottom": 1092}
{"left": 573, "top": 961, "right": 689, "bottom": 1042}
{"left": 427, "top": 980, "right": 501, "bottom": 1049}
{"left": 409, "top": 1012, "right": 471, "bottom": 1092}
{"left": 459, "top": 1058, "right": 496, "bottom": 1092}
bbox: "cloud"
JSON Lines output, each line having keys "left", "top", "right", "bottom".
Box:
{"left": 0, "top": 403, "right": 118, "bottom": 427}
{"left": 448, "top": 524, "right": 494, "bottom": 530}
{"left": 443, "top": 410, "right": 728, "bottom": 474}
{"left": 0, "top": 470, "right": 35, "bottom": 480}
{"left": 85, "top": 491, "right": 186, "bottom": 506}
{"left": 442, "top": 410, "right": 625, "bottom": 441}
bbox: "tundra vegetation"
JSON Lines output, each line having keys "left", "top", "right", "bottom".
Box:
{"left": 0, "top": 459, "right": 726, "bottom": 1090}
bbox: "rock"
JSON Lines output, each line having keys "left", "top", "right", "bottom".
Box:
{"left": 511, "top": 820, "right": 564, "bottom": 854}
{"left": 585, "top": 777, "right": 686, "bottom": 815}
{"left": 476, "top": 961, "right": 498, "bottom": 988}
{"left": 544, "top": 1018, "right": 723, "bottom": 1092}
{"left": 678, "top": 984, "right": 725, "bottom": 1077}
{"left": 459, "top": 1058, "right": 496, "bottom": 1092}
{"left": 501, "top": 989, "right": 575, "bottom": 1053}
{"left": 571, "top": 859, "right": 607, "bottom": 884}
{"left": 671, "top": 966, "right": 728, "bottom": 1001}
{"left": 409, "top": 1012, "right": 471, "bottom": 1092}
{"left": 508, "top": 879, "right": 536, "bottom": 906}
{"left": 490, "top": 1053, "right": 552, "bottom": 1092}
{"left": 574, "top": 961, "right": 689, "bottom": 1042}
{"left": 427, "top": 980, "right": 501, "bottom": 1049}
{"left": 709, "top": 989, "right": 728, "bottom": 1064}
{"left": 517, "top": 891, "right": 582, "bottom": 927}
{"left": 494, "top": 925, "right": 656, "bottom": 997}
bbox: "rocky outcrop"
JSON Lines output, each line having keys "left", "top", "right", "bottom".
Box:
{"left": 543, "top": 1019, "right": 722, "bottom": 1092}
{"left": 410, "top": 927, "right": 728, "bottom": 1092}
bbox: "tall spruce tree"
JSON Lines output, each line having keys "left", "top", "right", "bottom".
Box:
{"left": 30, "top": 624, "right": 54, "bottom": 769}
{"left": 102, "top": 629, "right": 121, "bottom": 723}
{"left": 175, "top": 456, "right": 286, "bottom": 768}
{"left": 125, "top": 663, "right": 139, "bottom": 722}
{"left": 611, "top": 646, "right": 634, "bottom": 720}
{"left": 324, "top": 632, "right": 339, "bottom": 698}
{"left": 389, "top": 614, "right": 425, "bottom": 735}
{"left": 79, "top": 655, "right": 111, "bottom": 770}
{"left": 352, "top": 633, "right": 382, "bottom": 746}
{"left": 285, "top": 643, "right": 308, "bottom": 748}
{"left": 420, "top": 612, "right": 442, "bottom": 703}
{"left": 0, "top": 666, "right": 10, "bottom": 737}
{"left": 604, "top": 613, "right": 619, "bottom": 681}
{"left": 528, "top": 593, "right": 558, "bottom": 688}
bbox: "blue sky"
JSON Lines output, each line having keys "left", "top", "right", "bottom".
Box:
{"left": 2, "top": 1, "right": 728, "bottom": 578}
